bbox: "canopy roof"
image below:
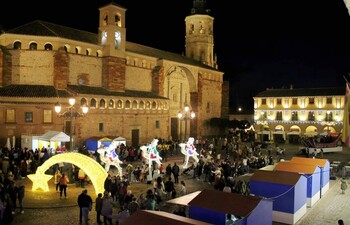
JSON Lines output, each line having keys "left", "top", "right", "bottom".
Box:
{"left": 39, "top": 131, "right": 70, "bottom": 142}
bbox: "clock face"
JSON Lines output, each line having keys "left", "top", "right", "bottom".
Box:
{"left": 78, "top": 78, "right": 84, "bottom": 85}
{"left": 103, "top": 31, "right": 108, "bottom": 38}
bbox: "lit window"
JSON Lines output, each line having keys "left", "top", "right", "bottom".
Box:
{"left": 25, "top": 112, "right": 33, "bottom": 122}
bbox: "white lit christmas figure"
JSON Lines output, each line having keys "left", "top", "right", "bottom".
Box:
{"left": 140, "top": 138, "right": 162, "bottom": 181}
{"left": 97, "top": 141, "right": 123, "bottom": 178}
{"left": 180, "top": 137, "right": 199, "bottom": 168}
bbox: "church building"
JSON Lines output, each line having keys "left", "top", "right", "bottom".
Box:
{"left": 0, "top": 0, "right": 224, "bottom": 149}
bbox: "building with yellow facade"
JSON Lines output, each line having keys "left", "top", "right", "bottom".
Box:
{"left": 253, "top": 86, "right": 345, "bottom": 144}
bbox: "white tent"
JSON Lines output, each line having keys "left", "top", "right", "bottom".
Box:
{"left": 39, "top": 131, "right": 70, "bottom": 142}
{"left": 113, "top": 136, "right": 126, "bottom": 146}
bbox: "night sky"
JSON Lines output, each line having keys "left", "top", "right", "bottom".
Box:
{"left": 1, "top": 0, "right": 350, "bottom": 111}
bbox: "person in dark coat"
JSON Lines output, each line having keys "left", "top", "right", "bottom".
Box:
{"left": 171, "top": 162, "right": 180, "bottom": 184}
{"left": 95, "top": 193, "right": 103, "bottom": 224}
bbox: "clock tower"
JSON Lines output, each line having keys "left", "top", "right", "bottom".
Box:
{"left": 98, "top": 3, "right": 126, "bottom": 58}
{"left": 185, "top": 0, "right": 217, "bottom": 69}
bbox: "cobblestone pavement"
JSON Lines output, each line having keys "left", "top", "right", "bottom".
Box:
{"left": 11, "top": 144, "right": 350, "bottom": 225}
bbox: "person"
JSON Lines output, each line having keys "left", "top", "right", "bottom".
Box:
{"left": 77, "top": 189, "right": 93, "bottom": 225}
{"left": 338, "top": 219, "right": 344, "bottom": 225}
{"left": 174, "top": 205, "right": 186, "bottom": 217}
{"left": 165, "top": 163, "right": 172, "bottom": 179}
{"left": 179, "top": 180, "right": 186, "bottom": 196}
{"left": 112, "top": 207, "right": 130, "bottom": 224}
{"left": 54, "top": 170, "right": 62, "bottom": 192}
{"left": 0, "top": 188, "right": 14, "bottom": 225}
{"left": 222, "top": 182, "right": 232, "bottom": 193}
{"left": 142, "top": 189, "right": 157, "bottom": 210}
{"left": 137, "top": 193, "right": 146, "bottom": 209}
{"left": 340, "top": 177, "right": 348, "bottom": 194}
{"left": 16, "top": 182, "right": 25, "bottom": 214}
{"left": 171, "top": 162, "right": 180, "bottom": 184}
{"left": 59, "top": 173, "right": 69, "bottom": 199}
{"left": 101, "top": 191, "right": 113, "bottom": 225}
{"left": 95, "top": 193, "right": 103, "bottom": 224}
{"left": 127, "top": 197, "right": 140, "bottom": 215}
{"left": 78, "top": 168, "right": 86, "bottom": 188}
{"left": 164, "top": 177, "right": 175, "bottom": 199}
{"left": 125, "top": 164, "right": 134, "bottom": 184}
{"left": 77, "top": 190, "right": 85, "bottom": 223}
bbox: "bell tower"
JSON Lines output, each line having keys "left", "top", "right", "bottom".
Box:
{"left": 185, "top": 0, "right": 217, "bottom": 68}
{"left": 98, "top": 3, "right": 126, "bottom": 58}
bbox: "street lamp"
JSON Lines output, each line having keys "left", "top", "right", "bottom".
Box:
{"left": 178, "top": 104, "right": 195, "bottom": 141}
{"left": 54, "top": 98, "right": 88, "bottom": 151}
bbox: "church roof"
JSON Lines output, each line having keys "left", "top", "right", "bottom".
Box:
{"left": 0, "top": 84, "right": 167, "bottom": 99}
{"left": 5, "top": 20, "right": 216, "bottom": 71}
{"left": 0, "top": 85, "right": 70, "bottom": 98}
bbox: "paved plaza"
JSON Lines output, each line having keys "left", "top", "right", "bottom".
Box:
{"left": 10, "top": 144, "right": 350, "bottom": 225}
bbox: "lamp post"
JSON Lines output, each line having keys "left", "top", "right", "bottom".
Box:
{"left": 54, "top": 98, "right": 88, "bottom": 151}
{"left": 178, "top": 103, "right": 195, "bottom": 141}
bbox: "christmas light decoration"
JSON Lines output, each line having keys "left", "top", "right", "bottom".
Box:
{"left": 28, "top": 152, "right": 107, "bottom": 195}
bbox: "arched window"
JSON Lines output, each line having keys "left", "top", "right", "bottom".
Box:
{"left": 90, "top": 99, "right": 97, "bottom": 108}
{"left": 99, "top": 99, "right": 106, "bottom": 109}
{"left": 125, "top": 100, "right": 131, "bottom": 109}
{"left": 152, "top": 101, "right": 157, "bottom": 110}
{"left": 29, "top": 42, "right": 37, "bottom": 50}
{"left": 139, "top": 101, "right": 145, "bottom": 109}
{"left": 117, "top": 100, "right": 123, "bottom": 109}
{"left": 44, "top": 44, "right": 53, "bottom": 50}
{"left": 80, "top": 98, "right": 88, "bottom": 106}
{"left": 109, "top": 100, "right": 114, "bottom": 108}
{"left": 13, "top": 41, "right": 21, "bottom": 49}
{"left": 146, "top": 101, "right": 151, "bottom": 109}
{"left": 64, "top": 46, "right": 68, "bottom": 52}
{"left": 132, "top": 100, "right": 138, "bottom": 109}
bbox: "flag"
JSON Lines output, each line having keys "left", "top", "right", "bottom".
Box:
{"left": 342, "top": 82, "right": 350, "bottom": 147}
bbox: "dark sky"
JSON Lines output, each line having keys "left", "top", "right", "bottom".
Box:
{"left": 1, "top": 0, "right": 350, "bottom": 111}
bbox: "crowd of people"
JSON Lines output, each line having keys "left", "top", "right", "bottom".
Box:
{"left": 0, "top": 135, "right": 286, "bottom": 224}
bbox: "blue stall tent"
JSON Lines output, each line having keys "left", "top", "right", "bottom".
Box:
{"left": 98, "top": 137, "right": 112, "bottom": 147}
{"left": 187, "top": 189, "right": 272, "bottom": 225}
{"left": 85, "top": 136, "right": 114, "bottom": 152}
{"left": 274, "top": 161, "right": 321, "bottom": 207}
{"left": 290, "top": 157, "right": 330, "bottom": 196}
{"left": 119, "top": 210, "right": 214, "bottom": 225}
{"left": 250, "top": 170, "right": 307, "bottom": 225}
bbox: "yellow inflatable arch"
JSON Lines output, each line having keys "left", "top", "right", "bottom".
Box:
{"left": 28, "top": 152, "right": 107, "bottom": 196}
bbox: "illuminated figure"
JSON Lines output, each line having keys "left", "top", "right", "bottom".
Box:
{"left": 97, "top": 141, "right": 123, "bottom": 177}
{"left": 179, "top": 137, "right": 199, "bottom": 168}
{"left": 140, "top": 139, "right": 162, "bottom": 181}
